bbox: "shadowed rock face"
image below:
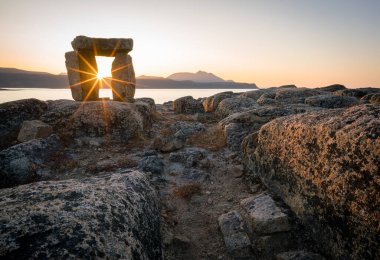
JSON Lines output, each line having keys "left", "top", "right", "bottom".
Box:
{"left": 0, "top": 171, "right": 162, "bottom": 259}
{"left": 243, "top": 104, "right": 380, "bottom": 259}
{"left": 0, "top": 134, "right": 62, "bottom": 188}
{"left": 0, "top": 99, "right": 47, "bottom": 150}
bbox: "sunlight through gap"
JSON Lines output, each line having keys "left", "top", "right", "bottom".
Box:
{"left": 95, "top": 56, "right": 113, "bottom": 79}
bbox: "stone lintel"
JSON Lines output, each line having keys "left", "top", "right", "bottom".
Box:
{"left": 72, "top": 35, "right": 133, "bottom": 57}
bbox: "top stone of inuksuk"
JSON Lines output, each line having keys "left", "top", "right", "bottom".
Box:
{"left": 65, "top": 35, "right": 136, "bottom": 102}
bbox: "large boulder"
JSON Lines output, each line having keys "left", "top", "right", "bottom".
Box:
{"left": 41, "top": 100, "right": 152, "bottom": 141}
{"left": 0, "top": 135, "right": 62, "bottom": 188}
{"left": 0, "top": 99, "right": 47, "bottom": 150}
{"left": 305, "top": 94, "right": 359, "bottom": 109}
{"left": 173, "top": 96, "right": 204, "bottom": 114}
{"left": 216, "top": 96, "right": 259, "bottom": 118}
{"left": 316, "top": 84, "right": 346, "bottom": 92}
{"left": 219, "top": 105, "right": 321, "bottom": 151}
{"left": 202, "top": 91, "right": 237, "bottom": 112}
{"left": 239, "top": 89, "right": 269, "bottom": 101}
{"left": 332, "top": 88, "right": 380, "bottom": 99}
{"left": 0, "top": 171, "right": 162, "bottom": 259}
{"left": 274, "top": 88, "right": 325, "bottom": 104}
{"left": 242, "top": 104, "right": 380, "bottom": 259}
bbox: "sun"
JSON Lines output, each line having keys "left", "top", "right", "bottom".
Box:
{"left": 95, "top": 56, "right": 113, "bottom": 79}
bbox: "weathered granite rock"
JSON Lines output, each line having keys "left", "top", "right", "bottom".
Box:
{"left": 218, "top": 210, "right": 252, "bottom": 258}
{"left": 0, "top": 134, "right": 62, "bottom": 188}
{"left": 243, "top": 104, "right": 380, "bottom": 259}
{"left": 317, "top": 84, "right": 346, "bottom": 92}
{"left": 135, "top": 97, "right": 156, "bottom": 112}
{"left": 153, "top": 136, "right": 184, "bottom": 153}
{"left": 138, "top": 155, "right": 164, "bottom": 174}
{"left": 171, "top": 121, "right": 205, "bottom": 140}
{"left": 240, "top": 194, "right": 290, "bottom": 235}
{"left": 65, "top": 50, "right": 99, "bottom": 101}
{"left": 71, "top": 35, "right": 133, "bottom": 56}
{"left": 369, "top": 93, "right": 380, "bottom": 105}
{"left": 257, "top": 96, "right": 280, "bottom": 106}
{"left": 202, "top": 91, "right": 237, "bottom": 112}
{"left": 278, "top": 84, "right": 297, "bottom": 89}
{"left": 274, "top": 88, "right": 325, "bottom": 104}
{"left": 333, "top": 89, "right": 367, "bottom": 98}
{"left": 17, "top": 120, "right": 53, "bottom": 142}
{"left": 169, "top": 147, "right": 208, "bottom": 167}
{"left": 216, "top": 96, "right": 259, "bottom": 118}
{"left": 305, "top": 94, "right": 359, "bottom": 109}
{"left": 41, "top": 100, "right": 151, "bottom": 141}
{"left": 173, "top": 96, "right": 204, "bottom": 114}
{"left": 0, "top": 171, "right": 162, "bottom": 259}
{"left": 276, "top": 250, "right": 326, "bottom": 260}
{"left": 0, "top": 99, "right": 47, "bottom": 150}
{"left": 111, "top": 53, "right": 136, "bottom": 102}
{"left": 219, "top": 105, "right": 321, "bottom": 151}
{"left": 240, "top": 89, "right": 269, "bottom": 101}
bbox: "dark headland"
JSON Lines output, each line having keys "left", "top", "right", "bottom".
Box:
{"left": 0, "top": 68, "right": 258, "bottom": 89}
{"left": 0, "top": 85, "right": 379, "bottom": 259}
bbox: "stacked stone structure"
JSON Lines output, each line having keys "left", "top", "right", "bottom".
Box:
{"left": 65, "top": 35, "right": 136, "bottom": 102}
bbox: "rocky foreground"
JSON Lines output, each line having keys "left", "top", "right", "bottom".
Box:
{"left": 0, "top": 85, "right": 379, "bottom": 259}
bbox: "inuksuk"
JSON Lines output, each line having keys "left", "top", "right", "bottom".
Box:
{"left": 65, "top": 35, "right": 136, "bottom": 102}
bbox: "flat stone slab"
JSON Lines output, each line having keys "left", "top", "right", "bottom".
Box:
{"left": 17, "top": 120, "right": 53, "bottom": 142}
{"left": 218, "top": 210, "right": 252, "bottom": 258}
{"left": 276, "top": 250, "right": 326, "bottom": 260}
{"left": 71, "top": 35, "right": 133, "bottom": 56}
{"left": 240, "top": 194, "right": 290, "bottom": 234}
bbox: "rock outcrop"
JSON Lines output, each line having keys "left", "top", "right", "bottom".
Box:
{"left": 17, "top": 120, "right": 53, "bottom": 142}
{"left": 173, "top": 96, "right": 204, "bottom": 114}
{"left": 305, "top": 94, "right": 359, "bottom": 108}
{"left": 41, "top": 100, "right": 152, "bottom": 141}
{"left": 202, "top": 91, "right": 237, "bottom": 112}
{"left": 0, "top": 99, "right": 47, "bottom": 150}
{"left": 216, "top": 96, "right": 259, "bottom": 118}
{"left": 0, "top": 134, "right": 62, "bottom": 188}
{"left": 242, "top": 104, "right": 380, "bottom": 259}
{"left": 0, "top": 171, "right": 162, "bottom": 259}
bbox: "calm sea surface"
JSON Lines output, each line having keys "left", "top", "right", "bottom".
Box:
{"left": 0, "top": 88, "right": 255, "bottom": 104}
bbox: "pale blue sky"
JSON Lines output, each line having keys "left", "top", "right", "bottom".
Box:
{"left": 0, "top": 0, "right": 379, "bottom": 87}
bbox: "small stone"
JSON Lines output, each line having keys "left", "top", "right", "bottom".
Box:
{"left": 207, "top": 198, "right": 213, "bottom": 204}
{"left": 218, "top": 210, "right": 252, "bottom": 258}
{"left": 240, "top": 194, "right": 290, "bottom": 234}
{"left": 17, "top": 120, "right": 53, "bottom": 142}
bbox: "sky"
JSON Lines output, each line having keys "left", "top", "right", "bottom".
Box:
{"left": 0, "top": 0, "right": 379, "bottom": 88}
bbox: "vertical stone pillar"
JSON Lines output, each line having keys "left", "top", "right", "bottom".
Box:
{"left": 65, "top": 51, "right": 99, "bottom": 101}
{"left": 65, "top": 51, "right": 83, "bottom": 101}
{"left": 111, "top": 53, "right": 136, "bottom": 102}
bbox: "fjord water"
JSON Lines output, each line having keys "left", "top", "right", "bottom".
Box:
{"left": 0, "top": 88, "right": 255, "bottom": 104}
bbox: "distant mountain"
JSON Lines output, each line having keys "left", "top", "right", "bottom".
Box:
{"left": 0, "top": 68, "right": 51, "bottom": 75}
{"left": 0, "top": 67, "right": 258, "bottom": 89}
{"left": 167, "top": 71, "right": 225, "bottom": 83}
{"left": 0, "top": 67, "right": 68, "bottom": 88}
